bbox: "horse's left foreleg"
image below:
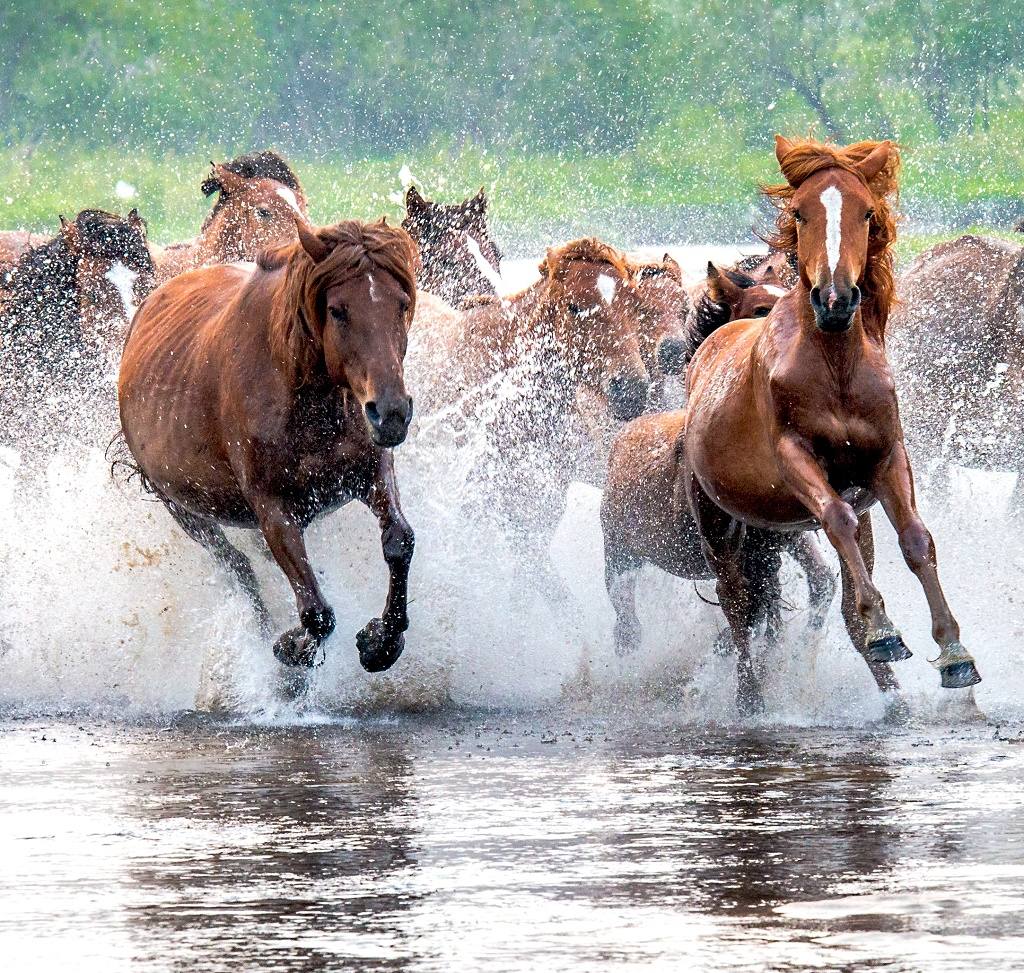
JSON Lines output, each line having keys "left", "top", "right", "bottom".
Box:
{"left": 358, "top": 452, "right": 415, "bottom": 673}
{"left": 873, "top": 443, "right": 982, "bottom": 689}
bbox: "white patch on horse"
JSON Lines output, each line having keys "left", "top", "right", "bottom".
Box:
{"left": 275, "top": 185, "right": 302, "bottom": 215}
{"left": 763, "top": 284, "right": 788, "bottom": 297}
{"left": 105, "top": 261, "right": 138, "bottom": 320}
{"left": 368, "top": 273, "right": 380, "bottom": 303}
{"left": 820, "top": 185, "right": 843, "bottom": 276}
{"left": 597, "top": 273, "right": 616, "bottom": 305}
{"left": 464, "top": 234, "right": 504, "bottom": 292}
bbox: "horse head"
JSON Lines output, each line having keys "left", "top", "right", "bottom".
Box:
{"left": 540, "top": 238, "right": 651, "bottom": 421}
{"left": 772, "top": 136, "right": 898, "bottom": 332}
{"left": 402, "top": 185, "right": 503, "bottom": 303}
{"left": 631, "top": 253, "right": 692, "bottom": 377}
{"left": 706, "top": 262, "right": 786, "bottom": 321}
{"left": 290, "top": 218, "right": 418, "bottom": 447}
{"left": 201, "top": 156, "right": 307, "bottom": 262}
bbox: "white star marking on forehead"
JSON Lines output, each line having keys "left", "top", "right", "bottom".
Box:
{"left": 465, "top": 234, "right": 504, "bottom": 293}
{"left": 368, "top": 273, "right": 380, "bottom": 302}
{"left": 275, "top": 185, "right": 302, "bottom": 215}
{"left": 820, "top": 185, "right": 843, "bottom": 276}
{"left": 763, "top": 284, "right": 788, "bottom": 298}
{"left": 597, "top": 273, "right": 616, "bottom": 305}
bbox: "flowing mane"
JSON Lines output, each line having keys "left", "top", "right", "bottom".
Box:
{"left": 266, "top": 219, "right": 418, "bottom": 383}
{"left": 200, "top": 150, "right": 306, "bottom": 231}
{"left": 539, "top": 237, "right": 631, "bottom": 280}
{"left": 761, "top": 138, "right": 900, "bottom": 317}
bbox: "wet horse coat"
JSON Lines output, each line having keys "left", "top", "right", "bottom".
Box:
{"left": 119, "top": 218, "right": 418, "bottom": 671}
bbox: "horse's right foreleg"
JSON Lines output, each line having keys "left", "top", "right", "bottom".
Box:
{"left": 775, "top": 435, "right": 911, "bottom": 668}
{"left": 252, "top": 497, "right": 335, "bottom": 668}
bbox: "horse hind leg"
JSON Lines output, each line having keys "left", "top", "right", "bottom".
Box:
{"left": 166, "top": 504, "right": 272, "bottom": 636}
{"left": 604, "top": 546, "right": 642, "bottom": 658}
{"left": 788, "top": 532, "right": 837, "bottom": 630}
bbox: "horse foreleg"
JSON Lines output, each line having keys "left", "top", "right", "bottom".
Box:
{"left": 688, "top": 475, "right": 762, "bottom": 714}
{"left": 358, "top": 452, "right": 415, "bottom": 673}
{"left": 787, "top": 532, "right": 837, "bottom": 629}
{"left": 253, "top": 497, "right": 335, "bottom": 668}
{"left": 604, "top": 542, "right": 642, "bottom": 657}
{"left": 836, "top": 513, "right": 903, "bottom": 703}
{"left": 776, "top": 435, "right": 910, "bottom": 667}
{"left": 872, "top": 443, "right": 981, "bottom": 689}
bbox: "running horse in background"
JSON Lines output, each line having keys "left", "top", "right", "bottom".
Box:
{"left": 402, "top": 185, "right": 504, "bottom": 304}
{"left": 152, "top": 150, "right": 308, "bottom": 284}
{"left": 408, "top": 237, "right": 666, "bottom": 599}
{"left": 681, "top": 136, "right": 980, "bottom": 710}
{"left": 0, "top": 208, "right": 154, "bottom": 446}
{"left": 889, "top": 234, "right": 1024, "bottom": 510}
{"left": 119, "top": 218, "right": 418, "bottom": 671}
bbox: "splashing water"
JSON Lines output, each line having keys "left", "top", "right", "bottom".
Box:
{"left": 0, "top": 248, "right": 1020, "bottom": 727}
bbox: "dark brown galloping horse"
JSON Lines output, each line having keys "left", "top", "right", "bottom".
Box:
{"left": 402, "top": 185, "right": 503, "bottom": 304}
{"left": 682, "top": 136, "right": 980, "bottom": 711}
{"left": 119, "top": 218, "right": 418, "bottom": 671}
{"left": 152, "top": 151, "right": 308, "bottom": 284}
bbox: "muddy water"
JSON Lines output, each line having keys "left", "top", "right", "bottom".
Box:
{"left": 3, "top": 716, "right": 1024, "bottom": 971}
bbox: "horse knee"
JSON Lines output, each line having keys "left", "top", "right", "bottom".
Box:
{"left": 382, "top": 518, "right": 414, "bottom": 566}
{"left": 820, "top": 499, "right": 859, "bottom": 545}
{"left": 898, "top": 521, "right": 934, "bottom": 574}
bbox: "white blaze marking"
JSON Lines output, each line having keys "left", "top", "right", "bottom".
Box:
{"left": 105, "top": 261, "right": 138, "bottom": 320}
{"left": 763, "top": 284, "right": 788, "bottom": 297}
{"left": 464, "top": 234, "right": 504, "bottom": 292}
{"left": 597, "top": 273, "right": 616, "bottom": 305}
{"left": 275, "top": 185, "right": 302, "bottom": 214}
{"left": 368, "top": 273, "right": 380, "bottom": 302}
{"left": 820, "top": 185, "right": 843, "bottom": 276}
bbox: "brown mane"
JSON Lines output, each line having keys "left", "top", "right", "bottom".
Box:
{"left": 267, "top": 219, "right": 418, "bottom": 384}
{"left": 761, "top": 138, "right": 900, "bottom": 318}
{"left": 539, "top": 237, "right": 632, "bottom": 280}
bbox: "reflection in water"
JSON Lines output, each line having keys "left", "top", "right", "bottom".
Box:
{"left": 1, "top": 717, "right": 1023, "bottom": 972}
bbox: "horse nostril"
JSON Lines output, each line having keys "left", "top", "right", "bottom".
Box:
{"left": 607, "top": 372, "right": 650, "bottom": 420}
{"left": 656, "top": 337, "right": 688, "bottom": 375}
{"left": 365, "top": 401, "right": 381, "bottom": 428}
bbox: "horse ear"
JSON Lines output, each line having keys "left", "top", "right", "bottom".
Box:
{"left": 855, "top": 141, "right": 893, "bottom": 182}
{"left": 204, "top": 163, "right": 247, "bottom": 198}
{"left": 661, "top": 253, "right": 683, "bottom": 284}
{"left": 296, "top": 220, "right": 330, "bottom": 263}
{"left": 775, "top": 135, "right": 795, "bottom": 168}
{"left": 471, "top": 186, "right": 488, "bottom": 214}
{"left": 59, "top": 214, "right": 81, "bottom": 254}
{"left": 127, "top": 207, "right": 145, "bottom": 230}
{"left": 405, "top": 186, "right": 428, "bottom": 216}
{"left": 377, "top": 215, "right": 388, "bottom": 226}
{"left": 707, "top": 262, "right": 741, "bottom": 304}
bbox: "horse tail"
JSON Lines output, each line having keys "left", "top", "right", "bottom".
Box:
{"left": 106, "top": 429, "right": 156, "bottom": 498}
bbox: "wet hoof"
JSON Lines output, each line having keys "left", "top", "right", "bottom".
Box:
{"left": 940, "top": 660, "right": 982, "bottom": 690}
{"left": 273, "top": 626, "right": 324, "bottom": 668}
{"left": 357, "top": 618, "right": 405, "bottom": 673}
{"left": 867, "top": 633, "right": 912, "bottom": 664}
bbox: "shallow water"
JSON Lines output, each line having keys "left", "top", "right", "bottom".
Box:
{"left": 0, "top": 245, "right": 1022, "bottom": 969}
{"left": 3, "top": 715, "right": 1024, "bottom": 971}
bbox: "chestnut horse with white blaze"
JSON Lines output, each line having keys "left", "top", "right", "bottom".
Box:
{"left": 682, "top": 136, "right": 980, "bottom": 711}
{"left": 119, "top": 218, "right": 418, "bottom": 671}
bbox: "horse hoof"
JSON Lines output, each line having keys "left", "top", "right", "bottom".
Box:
{"left": 273, "top": 627, "right": 323, "bottom": 668}
{"left": 867, "top": 634, "right": 912, "bottom": 664}
{"left": 940, "top": 660, "right": 982, "bottom": 690}
{"left": 357, "top": 619, "right": 405, "bottom": 673}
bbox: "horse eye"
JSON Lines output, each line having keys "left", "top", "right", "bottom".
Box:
{"left": 256, "top": 207, "right": 273, "bottom": 220}
{"left": 567, "top": 302, "right": 584, "bottom": 315}
{"left": 753, "top": 307, "right": 771, "bottom": 317}
{"left": 865, "top": 209, "right": 875, "bottom": 222}
{"left": 329, "top": 306, "right": 348, "bottom": 324}
{"left": 793, "top": 210, "right": 804, "bottom": 224}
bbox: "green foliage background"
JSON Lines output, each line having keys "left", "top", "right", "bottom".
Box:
{"left": 2, "top": 1, "right": 1023, "bottom": 245}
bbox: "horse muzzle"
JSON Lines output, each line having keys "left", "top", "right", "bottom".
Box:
{"left": 655, "top": 335, "right": 689, "bottom": 375}
{"left": 606, "top": 371, "right": 650, "bottom": 421}
{"left": 810, "top": 283, "right": 861, "bottom": 332}
{"left": 364, "top": 395, "right": 413, "bottom": 448}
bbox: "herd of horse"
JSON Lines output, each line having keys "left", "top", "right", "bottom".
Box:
{"left": 3, "top": 136, "right": 1016, "bottom": 714}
